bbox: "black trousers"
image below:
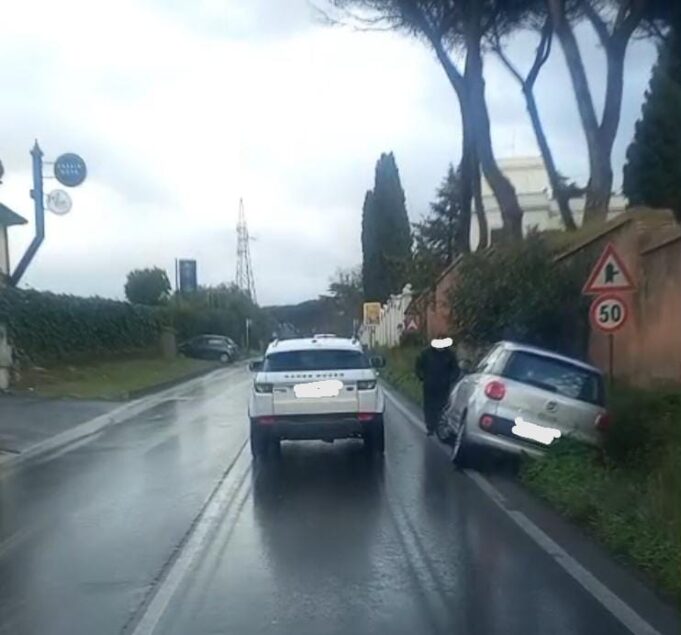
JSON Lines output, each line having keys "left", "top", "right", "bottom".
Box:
{"left": 423, "top": 387, "right": 449, "bottom": 432}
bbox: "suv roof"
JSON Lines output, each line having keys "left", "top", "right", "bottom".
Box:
{"left": 265, "top": 337, "right": 361, "bottom": 355}
{"left": 498, "top": 341, "right": 602, "bottom": 374}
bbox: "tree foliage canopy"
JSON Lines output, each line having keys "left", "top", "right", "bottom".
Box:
{"left": 361, "top": 152, "right": 412, "bottom": 303}
{"left": 124, "top": 267, "right": 171, "bottom": 306}
{"left": 450, "top": 234, "right": 589, "bottom": 356}
{"left": 623, "top": 24, "right": 681, "bottom": 221}
{"left": 411, "top": 164, "right": 463, "bottom": 291}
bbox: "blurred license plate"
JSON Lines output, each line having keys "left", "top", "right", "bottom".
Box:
{"left": 293, "top": 380, "right": 343, "bottom": 399}
{"left": 512, "top": 417, "right": 561, "bottom": 446}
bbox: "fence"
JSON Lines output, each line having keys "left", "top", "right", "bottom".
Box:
{"left": 359, "top": 285, "right": 413, "bottom": 349}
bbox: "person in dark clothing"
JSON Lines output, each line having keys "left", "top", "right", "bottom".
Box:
{"left": 415, "top": 336, "right": 460, "bottom": 436}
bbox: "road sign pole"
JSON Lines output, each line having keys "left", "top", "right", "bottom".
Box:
{"left": 10, "top": 142, "right": 45, "bottom": 286}
{"left": 608, "top": 333, "right": 614, "bottom": 389}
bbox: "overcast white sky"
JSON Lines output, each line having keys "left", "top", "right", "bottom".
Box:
{"left": 0, "top": 0, "right": 656, "bottom": 305}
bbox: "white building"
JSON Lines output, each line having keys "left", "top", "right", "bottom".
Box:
{"left": 471, "top": 157, "right": 626, "bottom": 248}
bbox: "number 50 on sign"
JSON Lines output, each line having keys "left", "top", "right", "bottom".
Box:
{"left": 589, "top": 293, "right": 629, "bottom": 333}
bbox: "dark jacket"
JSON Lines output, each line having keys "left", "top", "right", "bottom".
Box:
{"left": 415, "top": 346, "right": 460, "bottom": 392}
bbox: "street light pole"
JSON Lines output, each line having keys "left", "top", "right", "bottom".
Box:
{"left": 10, "top": 142, "right": 45, "bottom": 286}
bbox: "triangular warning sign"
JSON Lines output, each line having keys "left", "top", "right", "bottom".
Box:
{"left": 404, "top": 318, "right": 419, "bottom": 332}
{"left": 582, "top": 243, "right": 636, "bottom": 295}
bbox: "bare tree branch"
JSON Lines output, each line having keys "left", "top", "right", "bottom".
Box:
{"left": 581, "top": 0, "right": 610, "bottom": 48}
{"left": 527, "top": 18, "right": 553, "bottom": 88}
{"left": 491, "top": 33, "right": 525, "bottom": 85}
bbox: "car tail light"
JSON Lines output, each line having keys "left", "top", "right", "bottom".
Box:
{"left": 595, "top": 412, "right": 611, "bottom": 431}
{"left": 257, "top": 416, "right": 276, "bottom": 425}
{"left": 254, "top": 382, "right": 273, "bottom": 394}
{"left": 484, "top": 380, "right": 506, "bottom": 401}
{"left": 357, "top": 380, "right": 377, "bottom": 390}
{"left": 358, "top": 413, "right": 375, "bottom": 422}
{"left": 479, "top": 414, "right": 495, "bottom": 429}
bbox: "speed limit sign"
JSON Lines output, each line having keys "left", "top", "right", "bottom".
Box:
{"left": 590, "top": 293, "right": 629, "bottom": 333}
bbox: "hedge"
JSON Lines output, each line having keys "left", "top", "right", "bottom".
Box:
{"left": 0, "top": 287, "right": 272, "bottom": 365}
{"left": 0, "top": 287, "right": 164, "bottom": 364}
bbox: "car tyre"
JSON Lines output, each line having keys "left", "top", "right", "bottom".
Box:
{"left": 436, "top": 410, "right": 453, "bottom": 444}
{"left": 451, "top": 412, "right": 476, "bottom": 469}
{"left": 250, "top": 421, "right": 270, "bottom": 459}
{"left": 363, "top": 417, "right": 385, "bottom": 455}
{"left": 218, "top": 352, "right": 230, "bottom": 364}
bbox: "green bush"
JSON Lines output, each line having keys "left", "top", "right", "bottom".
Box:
{"left": 0, "top": 285, "right": 273, "bottom": 365}
{"left": 0, "top": 287, "right": 163, "bottom": 364}
{"left": 522, "top": 388, "right": 681, "bottom": 602}
{"left": 379, "top": 345, "right": 423, "bottom": 406}
{"left": 605, "top": 385, "right": 681, "bottom": 467}
{"left": 450, "top": 234, "right": 590, "bottom": 357}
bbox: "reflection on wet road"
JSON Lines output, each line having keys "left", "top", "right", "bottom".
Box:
{"left": 0, "top": 366, "right": 674, "bottom": 635}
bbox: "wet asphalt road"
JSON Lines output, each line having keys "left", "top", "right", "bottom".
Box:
{"left": 0, "top": 365, "right": 677, "bottom": 635}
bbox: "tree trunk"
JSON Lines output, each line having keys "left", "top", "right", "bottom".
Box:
{"left": 472, "top": 153, "right": 488, "bottom": 248}
{"left": 464, "top": 11, "right": 523, "bottom": 241}
{"left": 457, "top": 116, "right": 473, "bottom": 255}
{"left": 547, "top": 0, "right": 637, "bottom": 224}
{"left": 523, "top": 85, "right": 577, "bottom": 230}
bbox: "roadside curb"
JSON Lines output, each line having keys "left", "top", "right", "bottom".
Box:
{"left": 125, "top": 362, "right": 222, "bottom": 400}
{"left": 0, "top": 363, "right": 247, "bottom": 470}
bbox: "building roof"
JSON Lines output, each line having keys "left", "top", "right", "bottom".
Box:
{"left": 266, "top": 336, "right": 361, "bottom": 355}
{"left": 0, "top": 203, "right": 27, "bottom": 227}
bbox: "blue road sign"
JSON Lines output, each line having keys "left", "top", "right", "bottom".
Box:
{"left": 54, "top": 153, "right": 87, "bottom": 187}
{"left": 178, "top": 259, "right": 197, "bottom": 293}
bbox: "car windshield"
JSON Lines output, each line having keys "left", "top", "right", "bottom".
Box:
{"left": 264, "top": 349, "right": 369, "bottom": 372}
{"left": 503, "top": 351, "right": 604, "bottom": 406}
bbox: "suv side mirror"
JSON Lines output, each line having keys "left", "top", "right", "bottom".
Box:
{"left": 249, "top": 360, "right": 264, "bottom": 372}
{"left": 370, "top": 355, "right": 386, "bottom": 369}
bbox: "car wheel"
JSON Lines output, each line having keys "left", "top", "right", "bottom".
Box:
{"left": 436, "top": 411, "right": 453, "bottom": 444}
{"left": 363, "top": 418, "right": 385, "bottom": 455}
{"left": 250, "top": 422, "right": 270, "bottom": 459}
{"left": 218, "top": 352, "right": 230, "bottom": 364}
{"left": 451, "top": 412, "right": 475, "bottom": 469}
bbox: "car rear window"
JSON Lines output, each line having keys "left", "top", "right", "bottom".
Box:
{"left": 264, "top": 349, "right": 369, "bottom": 372}
{"left": 502, "top": 351, "right": 604, "bottom": 405}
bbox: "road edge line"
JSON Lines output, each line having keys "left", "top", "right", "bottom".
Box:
{"left": 127, "top": 440, "right": 252, "bottom": 635}
{"left": 382, "top": 387, "right": 662, "bottom": 635}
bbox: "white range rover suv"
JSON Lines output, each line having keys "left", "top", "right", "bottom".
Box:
{"left": 248, "top": 336, "right": 386, "bottom": 458}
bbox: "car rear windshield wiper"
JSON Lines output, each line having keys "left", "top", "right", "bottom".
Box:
{"left": 518, "top": 378, "right": 558, "bottom": 393}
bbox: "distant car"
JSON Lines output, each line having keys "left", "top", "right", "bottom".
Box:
{"left": 247, "top": 336, "right": 385, "bottom": 458}
{"left": 440, "top": 341, "right": 608, "bottom": 466}
{"left": 178, "top": 335, "right": 237, "bottom": 364}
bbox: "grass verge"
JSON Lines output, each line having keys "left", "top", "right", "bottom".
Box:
{"left": 382, "top": 345, "right": 681, "bottom": 604}
{"left": 14, "top": 356, "right": 218, "bottom": 400}
{"left": 378, "top": 345, "right": 422, "bottom": 406}
{"left": 523, "top": 385, "right": 681, "bottom": 605}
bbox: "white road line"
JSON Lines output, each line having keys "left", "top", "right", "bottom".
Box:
{"left": 130, "top": 441, "right": 253, "bottom": 635}
{"left": 382, "top": 388, "right": 663, "bottom": 635}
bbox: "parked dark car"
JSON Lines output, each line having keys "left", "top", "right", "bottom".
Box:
{"left": 179, "top": 335, "right": 239, "bottom": 364}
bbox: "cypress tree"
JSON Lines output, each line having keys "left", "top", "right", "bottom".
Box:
{"left": 361, "top": 153, "right": 412, "bottom": 303}
{"left": 624, "top": 25, "right": 681, "bottom": 221}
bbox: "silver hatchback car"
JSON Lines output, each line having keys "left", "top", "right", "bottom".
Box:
{"left": 440, "top": 341, "right": 608, "bottom": 465}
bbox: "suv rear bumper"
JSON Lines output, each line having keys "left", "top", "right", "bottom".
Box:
{"left": 250, "top": 413, "right": 383, "bottom": 441}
